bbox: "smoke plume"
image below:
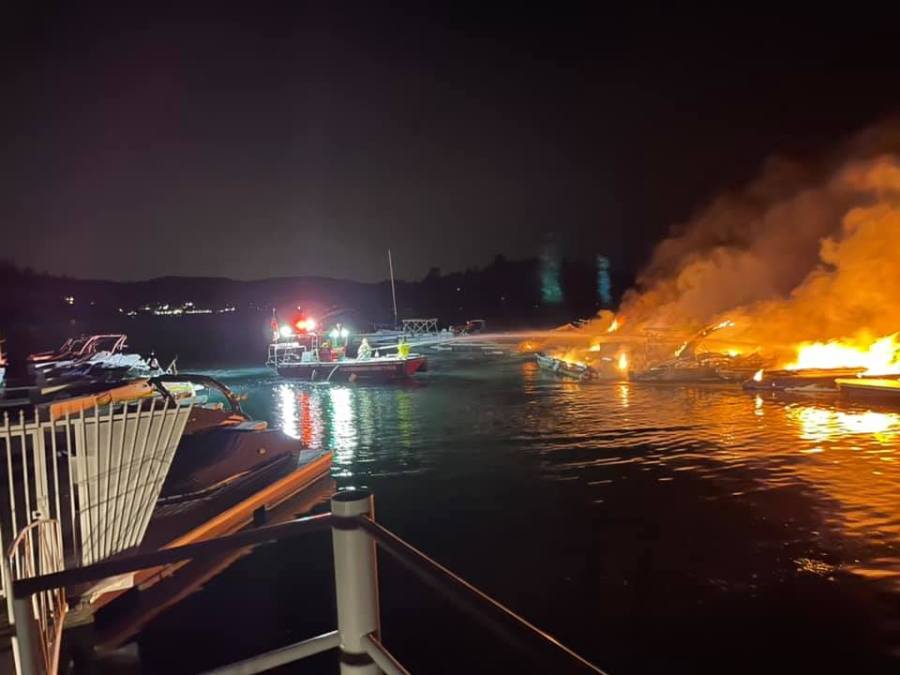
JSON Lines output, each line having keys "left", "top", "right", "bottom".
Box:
{"left": 613, "top": 120, "right": 900, "bottom": 362}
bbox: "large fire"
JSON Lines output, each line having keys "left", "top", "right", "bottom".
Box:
{"left": 530, "top": 128, "right": 900, "bottom": 385}
{"left": 785, "top": 334, "right": 900, "bottom": 375}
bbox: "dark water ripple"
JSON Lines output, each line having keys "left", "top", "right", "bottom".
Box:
{"left": 149, "top": 357, "right": 900, "bottom": 673}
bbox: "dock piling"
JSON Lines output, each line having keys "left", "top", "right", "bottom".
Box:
{"left": 331, "top": 491, "right": 380, "bottom": 675}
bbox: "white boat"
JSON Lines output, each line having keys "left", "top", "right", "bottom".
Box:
{"left": 29, "top": 334, "right": 166, "bottom": 384}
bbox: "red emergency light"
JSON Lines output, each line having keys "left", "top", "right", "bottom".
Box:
{"left": 294, "top": 317, "right": 317, "bottom": 332}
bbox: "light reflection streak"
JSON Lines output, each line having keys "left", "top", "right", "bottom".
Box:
{"left": 329, "top": 387, "right": 358, "bottom": 464}
{"left": 617, "top": 383, "right": 630, "bottom": 409}
{"left": 277, "top": 383, "right": 299, "bottom": 439}
{"left": 275, "top": 384, "right": 323, "bottom": 447}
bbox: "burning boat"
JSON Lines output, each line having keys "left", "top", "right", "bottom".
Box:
{"left": 744, "top": 334, "right": 900, "bottom": 393}
{"left": 743, "top": 367, "right": 866, "bottom": 393}
{"left": 631, "top": 321, "right": 769, "bottom": 383}
{"left": 535, "top": 352, "right": 597, "bottom": 381}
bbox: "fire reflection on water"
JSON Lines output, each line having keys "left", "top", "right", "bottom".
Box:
{"left": 787, "top": 405, "right": 900, "bottom": 444}
{"left": 522, "top": 376, "right": 900, "bottom": 585}
{"left": 616, "top": 383, "right": 629, "bottom": 408}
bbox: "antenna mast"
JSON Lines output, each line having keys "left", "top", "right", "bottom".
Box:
{"left": 388, "top": 249, "right": 399, "bottom": 327}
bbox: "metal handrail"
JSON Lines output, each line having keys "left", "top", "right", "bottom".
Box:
{"left": 13, "top": 513, "right": 335, "bottom": 598}
{"left": 358, "top": 517, "right": 608, "bottom": 674}
{"left": 11, "top": 496, "right": 607, "bottom": 675}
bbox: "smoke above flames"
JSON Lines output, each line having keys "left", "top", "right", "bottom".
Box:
{"left": 601, "top": 120, "right": 900, "bottom": 365}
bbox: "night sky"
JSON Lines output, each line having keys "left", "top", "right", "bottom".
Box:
{"left": 2, "top": 4, "right": 898, "bottom": 282}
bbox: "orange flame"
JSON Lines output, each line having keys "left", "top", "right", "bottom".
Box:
{"left": 785, "top": 333, "right": 900, "bottom": 375}
{"left": 617, "top": 352, "right": 629, "bottom": 372}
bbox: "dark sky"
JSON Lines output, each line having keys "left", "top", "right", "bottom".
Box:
{"left": 2, "top": 3, "right": 899, "bottom": 282}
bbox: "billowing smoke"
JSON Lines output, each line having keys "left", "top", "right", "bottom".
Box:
{"left": 610, "top": 120, "right": 900, "bottom": 363}
{"left": 725, "top": 158, "right": 900, "bottom": 350}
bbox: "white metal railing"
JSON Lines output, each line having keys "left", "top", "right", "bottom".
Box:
{"left": 0, "top": 398, "right": 193, "bottom": 583}
{"left": 1, "top": 397, "right": 193, "bottom": 674}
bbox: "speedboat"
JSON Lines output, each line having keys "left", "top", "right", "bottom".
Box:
{"left": 29, "top": 334, "right": 164, "bottom": 384}
{"left": 267, "top": 328, "right": 426, "bottom": 382}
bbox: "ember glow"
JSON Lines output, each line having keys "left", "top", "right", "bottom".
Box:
{"left": 786, "top": 334, "right": 900, "bottom": 375}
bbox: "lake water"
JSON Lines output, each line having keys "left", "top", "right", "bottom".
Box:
{"left": 127, "top": 352, "right": 900, "bottom": 674}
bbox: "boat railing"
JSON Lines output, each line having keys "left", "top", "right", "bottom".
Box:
{"left": 266, "top": 340, "right": 315, "bottom": 368}
{"left": 3, "top": 518, "right": 67, "bottom": 675}
{"left": 8, "top": 491, "right": 608, "bottom": 675}
{"left": 401, "top": 318, "right": 439, "bottom": 336}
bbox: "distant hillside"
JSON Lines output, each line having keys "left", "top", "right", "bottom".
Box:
{"left": 0, "top": 256, "right": 631, "bottom": 329}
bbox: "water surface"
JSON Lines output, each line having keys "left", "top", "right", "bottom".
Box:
{"left": 134, "top": 354, "right": 900, "bottom": 673}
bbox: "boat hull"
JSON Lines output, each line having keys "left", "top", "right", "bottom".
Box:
{"left": 275, "top": 355, "right": 427, "bottom": 382}
{"left": 743, "top": 368, "right": 865, "bottom": 392}
{"left": 836, "top": 377, "right": 900, "bottom": 403}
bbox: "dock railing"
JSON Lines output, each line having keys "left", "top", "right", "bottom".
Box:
{"left": 10, "top": 491, "right": 608, "bottom": 675}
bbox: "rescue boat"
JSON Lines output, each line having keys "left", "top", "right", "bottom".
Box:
{"left": 266, "top": 320, "right": 427, "bottom": 383}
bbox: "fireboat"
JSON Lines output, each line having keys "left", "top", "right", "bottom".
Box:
{"left": 266, "top": 315, "right": 427, "bottom": 383}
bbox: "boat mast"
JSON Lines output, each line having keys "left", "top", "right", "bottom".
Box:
{"left": 388, "top": 249, "right": 399, "bottom": 328}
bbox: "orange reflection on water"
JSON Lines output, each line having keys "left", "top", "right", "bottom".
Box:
{"left": 617, "top": 383, "right": 630, "bottom": 408}
{"left": 788, "top": 405, "right": 900, "bottom": 444}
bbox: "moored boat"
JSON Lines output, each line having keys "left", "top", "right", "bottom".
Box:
{"left": 836, "top": 377, "right": 900, "bottom": 403}
{"left": 743, "top": 367, "right": 865, "bottom": 391}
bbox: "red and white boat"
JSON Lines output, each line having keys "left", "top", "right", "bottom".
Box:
{"left": 266, "top": 319, "right": 427, "bottom": 383}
